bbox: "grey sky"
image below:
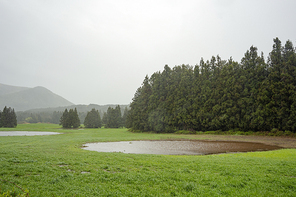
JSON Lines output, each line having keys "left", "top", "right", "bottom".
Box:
{"left": 1, "top": 0, "right": 296, "bottom": 105}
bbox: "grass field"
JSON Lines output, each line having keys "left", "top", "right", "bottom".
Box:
{"left": 0, "top": 124, "right": 296, "bottom": 196}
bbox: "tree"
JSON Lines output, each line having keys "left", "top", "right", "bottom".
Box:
{"left": 84, "top": 108, "right": 102, "bottom": 128}
{"left": 122, "top": 107, "right": 129, "bottom": 127}
{"left": 0, "top": 106, "right": 17, "bottom": 128}
{"left": 102, "top": 112, "right": 107, "bottom": 126}
{"left": 60, "top": 108, "right": 80, "bottom": 128}
{"left": 105, "top": 105, "right": 122, "bottom": 128}
{"left": 127, "top": 38, "right": 296, "bottom": 133}
{"left": 60, "top": 109, "right": 69, "bottom": 128}
{"left": 0, "top": 110, "right": 2, "bottom": 127}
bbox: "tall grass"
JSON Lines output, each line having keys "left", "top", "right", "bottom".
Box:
{"left": 0, "top": 124, "right": 295, "bottom": 196}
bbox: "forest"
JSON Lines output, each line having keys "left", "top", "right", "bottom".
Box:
{"left": 126, "top": 38, "right": 296, "bottom": 133}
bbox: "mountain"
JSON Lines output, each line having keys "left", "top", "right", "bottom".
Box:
{"left": 0, "top": 83, "right": 29, "bottom": 96}
{"left": 0, "top": 83, "right": 74, "bottom": 111}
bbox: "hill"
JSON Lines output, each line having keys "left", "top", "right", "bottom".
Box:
{"left": 0, "top": 83, "right": 29, "bottom": 95}
{"left": 0, "top": 83, "right": 74, "bottom": 111}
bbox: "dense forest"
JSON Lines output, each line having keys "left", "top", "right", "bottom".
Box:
{"left": 127, "top": 38, "right": 296, "bottom": 133}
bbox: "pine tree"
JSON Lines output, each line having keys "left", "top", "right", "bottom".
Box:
{"left": 60, "top": 108, "right": 80, "bottom": 128}
{"left": 102, "top": 112, "right": 107, "bottom": 126}
{"left": 130, "top": 75, "right": 152, "bottom": 131}
{"left": 0, "top": 110, "right": 2, "bottom": 127}
{"left": 71, "top": 108, "right": 80, "bottom": 128}
{"left": 122, "top": 107, "right": 129, "bottom": 127}
{"left": 60, "top": 109, "right": 69, "bottom": 128}
{"left": 0, "top": 106, "right": 17, "bottom": 128}
{"left": 114, "top": 105, "right": 122, "bottom": 127}
{"left": 105, "top": 106, "right": 122, "bottom": 128}
{"left": 127, "top": 38, "right": 296, "bottom": 133}
{"left": 84, "top": 108, "right": 102, "bottom": 128}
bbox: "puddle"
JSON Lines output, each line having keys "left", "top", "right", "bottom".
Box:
{"left": 82, "top": 140, "right": 281, "bottom": 155}
{"left": 0, "top": 131, "right": 61, "bottom": 136}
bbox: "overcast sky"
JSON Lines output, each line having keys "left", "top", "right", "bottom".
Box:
{"left": 1, "top": 0, "right": 296, "bottom": 105}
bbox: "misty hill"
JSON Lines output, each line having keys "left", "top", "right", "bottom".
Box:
{"left": 0, "top": 83, "right": 74, "bottom": 111}
{"left": 0, "top": 83, "right": 29, "bottom": 96}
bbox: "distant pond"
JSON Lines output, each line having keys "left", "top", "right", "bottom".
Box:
{"left": 0, "top": 131, "right": 61, "bottom": 136}
{"left": 82, "top": 140, "right": 281, "bottom": 155}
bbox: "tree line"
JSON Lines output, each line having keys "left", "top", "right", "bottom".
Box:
{"left": 127, "top": 38, "right": 296, "bottom": 133}
{"left": 0, "top": 106, "right": 17, "bottom": 128}
{"left": 17, "top": 111, "right": 85, "bottom": 124}
{"left": 59, "top": 105, "right": 129, "bottom": 128}
{"left": 16, "top": 105, "right": 129, "bottom": 125}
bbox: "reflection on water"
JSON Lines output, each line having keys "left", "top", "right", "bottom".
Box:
{"left": 0, "top": 131, "right": 60, "bottom": 136}
{"left": 82, "top": 140, "right": 281, "bottom": 155}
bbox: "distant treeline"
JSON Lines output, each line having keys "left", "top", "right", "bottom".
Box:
{"left": 127, "top": 38, "right": 296, "bottom": 133}
{"left": 16, "top": 104, "right": 129, "bottom": 125}
{"left": 17, "top": 111, "right": 85, "bottom": 124}
{"left": 16, "top": 105, "right": 128, "bottom": 128}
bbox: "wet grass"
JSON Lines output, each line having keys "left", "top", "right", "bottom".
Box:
{"left": 0, "top": 124, "right": 296, "bottom": 196}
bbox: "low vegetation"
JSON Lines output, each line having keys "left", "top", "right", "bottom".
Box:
{"left": 0, "top": 124, "right": 295, "bottom": 196}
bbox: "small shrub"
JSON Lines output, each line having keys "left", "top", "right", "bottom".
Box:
{"left": 271, "top": 128, "right": 279, "bottom": 133}
{"left": 245, "top": 131, "right": 254, "bottom": 135}
{"left": 284, "top": 130, "right": 293, "bottom": 136}
{"left": 225, "top": 130, "right": 236, "bottom": 135}
{"left": 175, "top": 130, "right": 195, "bottom": 134}
{"left": 275, "top": 130, "right": 284, "bottom": 136}
{"left": 235, "top": 131, "right": 244, "bottom": 135}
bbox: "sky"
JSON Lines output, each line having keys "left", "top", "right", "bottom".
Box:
{"left": 1, "top": 0, "right": 296, "bottom": 105}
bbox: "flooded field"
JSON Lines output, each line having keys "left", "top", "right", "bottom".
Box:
{"left": 0, "top": 131, "right": 60, "bottom": 136}
{"left": 82, "top": 140, "right": 282, "bottom": 155}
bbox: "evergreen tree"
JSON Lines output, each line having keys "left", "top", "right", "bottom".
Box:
{"left": 129, "top": 75, "right": 152, "bottom": 131}
{"left": 114, "top": 105, "right": 122, "bottom": 127}
{"left": 102, "top": 112, "right": 107, "bottom": 126}
{"left": 0, "top": 110, "right": 2, "bottom": 127}
{"left": 0, "top": 106, "right": 17, "bottom": 128}
{"left": 127, "top": 38, "right": 296, "bottom": 133}
{"left": 71, "top": 108, "right": 80, "bottom": 128}
{"left": 122, "top": 107, "right": 129, "bottom": 127}
{"left": 84, "top": 108, "right": 102, "bottom": 128}
{"left": 60, "top": 108, "right": 80, "bottom": 128}
{"left": 60, "top": 109, "right": 69, "bottom": 128}
{"left": 105, "top": 106, "right": 122, "bottom": 128}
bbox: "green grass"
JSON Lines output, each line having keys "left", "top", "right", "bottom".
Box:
{"left": 0, "top": 124, "right": 296, "bottom": 196}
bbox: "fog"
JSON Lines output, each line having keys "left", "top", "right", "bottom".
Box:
{"left": 1, "top": 0, "right": 295, "bottom": 105}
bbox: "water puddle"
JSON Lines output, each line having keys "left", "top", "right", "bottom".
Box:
{"left": 82, "top": 140, "right": 281, "bottom": 155}
{"left": 0, "top": 131, "right": 61, "bottom": 136}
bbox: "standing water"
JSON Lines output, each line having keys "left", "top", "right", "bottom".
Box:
{"left": 82, "top": 140, "right": 281, "bottom": 155}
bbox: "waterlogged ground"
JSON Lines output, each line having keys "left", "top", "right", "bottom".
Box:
{"left": 0, "top": 124, "right": 295, "bottom": 196}
{"left": 83, "top": 140, "right": 281, "bottom": 155}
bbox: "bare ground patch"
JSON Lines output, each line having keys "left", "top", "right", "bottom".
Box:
{"left": 192, "top": 135, "right": 296, "bottom": 149}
